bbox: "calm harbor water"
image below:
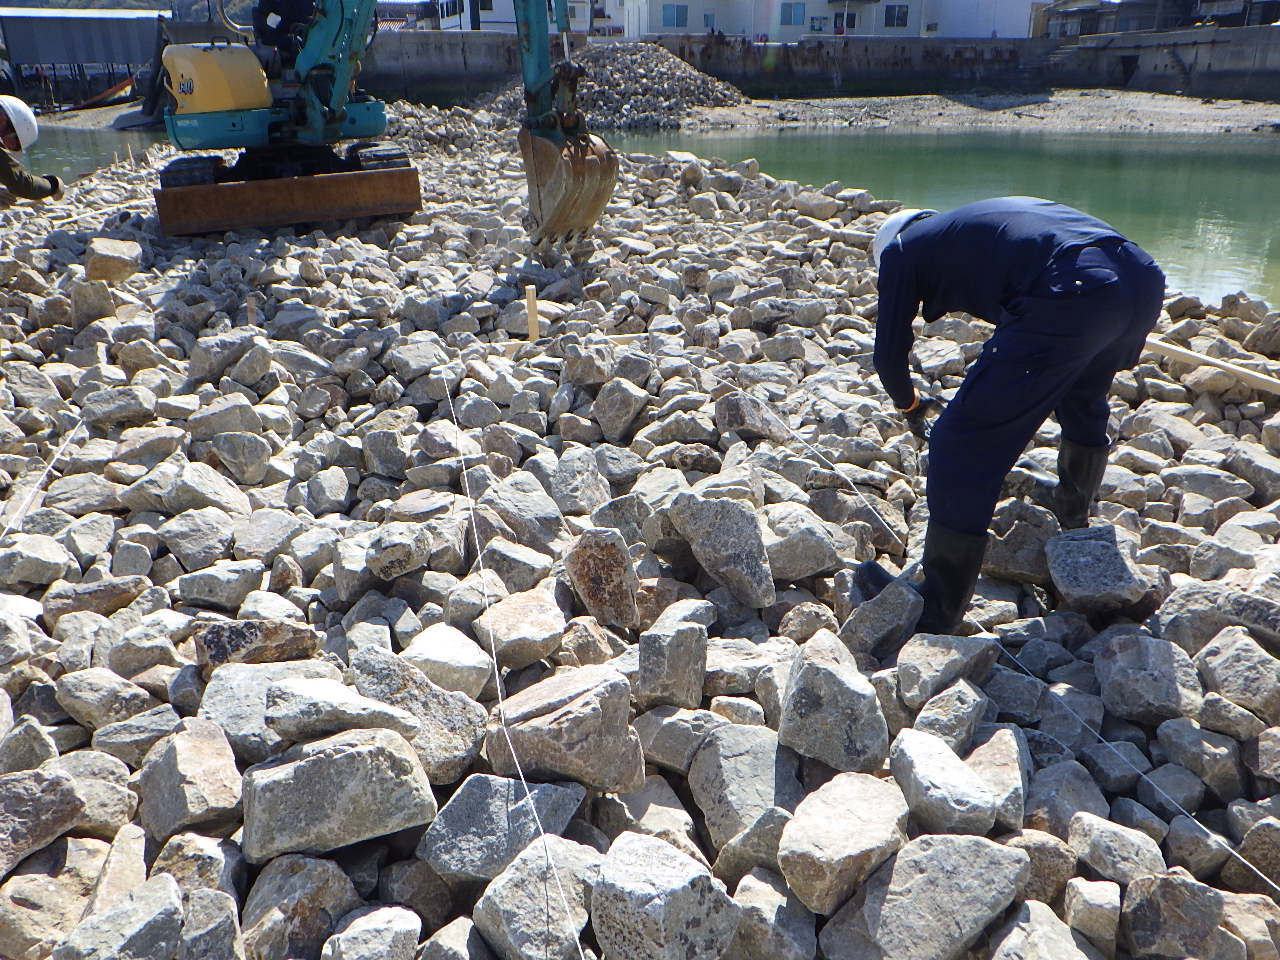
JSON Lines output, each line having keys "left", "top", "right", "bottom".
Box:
{"left": 611, "top": 127, "right": 1280, "bottom": 309}
{"left": 23, "top": 124, "right": 1280, "bottom": 308}
{"left": 24, "top": 125, "right": 162, "bottom": 187}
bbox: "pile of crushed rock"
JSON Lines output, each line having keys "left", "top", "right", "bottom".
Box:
{"left": 0, "top": 101, "right": 1277, "bottom": 960}
{"left": 480, "top": 41, "right": 747, "bottom": 130}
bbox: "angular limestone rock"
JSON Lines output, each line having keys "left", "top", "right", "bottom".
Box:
{"left": 241, "top": 728, "right": 436, "bottom": 864}
{"left": 483, "top": 665, "right": 644, "bottom": 794}
{"left": 819, "top": 835, "right": 1030, "bottom": 960}
{"left": 777, "top": 772, "right": 908, "bottom": 915}
{"left": 417, "top": 774, "right": 585, "bottom": 882}
{"left": 592, "top": 832, "right": 741, "bottom": 960}
{"left": 472, "top": 835, "right": 600, "bottom": 960}
{"left": 778, "top": 629, "right": 888, "bottom": 773}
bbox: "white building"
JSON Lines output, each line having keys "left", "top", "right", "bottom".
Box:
{"left": 430, "top": 0, "right": 622, "bottom": 33}
{"left": 623, "top": 0, "right": 1041, "bottom": 38}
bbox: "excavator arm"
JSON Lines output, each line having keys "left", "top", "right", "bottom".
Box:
{"left": 513, "top": 0, "right": 618, "bottom": 250}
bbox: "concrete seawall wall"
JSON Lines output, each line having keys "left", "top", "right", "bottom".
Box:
{"left": 1047, "top": 25, "right": 1280, "bottom": 102}
{"left": 362, "top": 30, "right": 522, "bottom": 102}
{"left": 654, "top": 35, "right": 1058, "bottom": 96}
{"left": 359, "top": 27, "right": 1280, "bottom": 104}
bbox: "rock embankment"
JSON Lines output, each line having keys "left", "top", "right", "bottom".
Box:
{"left": 0, "top": 100, "right": 1279, "bottom": 960}
{"left": 481, "top": 41, "right": 747, "bottom": 130}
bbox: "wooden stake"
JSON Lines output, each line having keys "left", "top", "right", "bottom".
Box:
{"left": 127, "top": 143, "right": 134, "bottom": 165}
{"left": 1146, "top": 335, "right": 1280, "bottom": 397}
{"left": 525, "top": 285, "right": 539, "bottom": 341}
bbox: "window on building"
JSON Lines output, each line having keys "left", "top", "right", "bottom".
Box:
{"left": 568, "top": 4, "right": 578, "bottom": 17}
{"left": 810, "top": 15, "right": 828, "bottom": 31}
{"left": 479, "top": 0, "right": 492, "bottom": 9}
{"left": 661, "top": 3, "right": 688, "bottom": 27}
{"left": 704, "top": 11, "right": 715, "bottom": 28}
{"left": 781, "top": 2, "right": 805, "bottom": 26}
{"left": 884, "top": 3, "right": 908, "bottom": 27}
{"left": 925, "top": 20, "right": 937, "bottom": 30}
{"left": 834, "top": 11, "right": 854, "bottom": 30}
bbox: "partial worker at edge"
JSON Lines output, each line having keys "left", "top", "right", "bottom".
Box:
{"left": 870, "top": 195, "right": 1166, "bottom": 634}
{"left": 0, "top": 95, "right": 64, "bottom": 203}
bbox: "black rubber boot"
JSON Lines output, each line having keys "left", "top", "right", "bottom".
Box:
{"left": 1054, "top": 439, "right": 1110, "bottom": 530}
{"left": 914, "top": 522, "right": 989, "bottom": 636}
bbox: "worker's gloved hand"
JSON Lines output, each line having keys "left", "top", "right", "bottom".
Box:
{"left": 899, "top": 393, "right": 942, "bottom": 439}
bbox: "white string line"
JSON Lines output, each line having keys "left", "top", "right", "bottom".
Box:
{"left": 636, "top": 341, "right": 1280, "bottom": 896}
{"left": 0, "top": 417, "right": 86, "bottom": 542}
{"left": 438, "top": 378, "right": 591, "bottom": 960}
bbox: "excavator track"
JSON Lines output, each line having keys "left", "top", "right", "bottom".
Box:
{"left": 519, "top": 128, "right": 618, "bottom": 251}
{"left": 154, "top": 141, "right": 421, "bottom": 236}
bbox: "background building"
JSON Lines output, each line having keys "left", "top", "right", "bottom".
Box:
{"left": 623, "top": 0, "right": 1045, "bottom": 38}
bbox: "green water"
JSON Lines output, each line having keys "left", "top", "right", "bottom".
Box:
{"left": 23, "top": 125, "right": 163, "bottom": 187}
{"left": 611, "top": 127, "right": 1280, "bottom": 309}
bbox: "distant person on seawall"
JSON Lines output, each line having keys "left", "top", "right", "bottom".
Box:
{"left": 870, "top": 196, "right": 1165, "bottom": 634}
{"left": 0, "top": 95, "right": 63, "bottom": 202}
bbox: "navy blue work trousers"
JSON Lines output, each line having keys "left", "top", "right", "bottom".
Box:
{"left": 927, "top": 239, "right": 1165, "bottom": 536}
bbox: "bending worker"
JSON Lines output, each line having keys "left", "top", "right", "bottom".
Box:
{"left": 0, "top": 95, "right": 63, "bottom": 202}
{"left": 872, "top": 196, "right": 1165, "bottom": 634}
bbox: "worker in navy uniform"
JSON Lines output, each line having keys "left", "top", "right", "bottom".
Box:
{"left": 871, "top": 196, "right": 1165, "bottom": 634}
{"left": 0, "top": 96, "right": 62, "bottom": 202}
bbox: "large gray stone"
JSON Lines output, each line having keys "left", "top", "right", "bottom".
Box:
{"left": 592, "top": 832, "right": 741, "bottom": 960}
{"left": 241, "top": 855, "right": 362, "bottom": 960}
{"left": 896, "top": 633, "right": 1000, "bottom": 709}
{"left": 417, "top": 774, "right": 586, "bottom": 882}
{"left": 483, "top": 664, "right": 644, "bottom": 794}
{"left": 989, "top": 899, "right": 1106, "bottom": 960}
{"left": 241, "top": 728, "right": 436, "bottom": 864}
{"left": 0, "top": 836, "right": 109, "bottom": 960}
{"left": 178, "top": 888, "right": 246, "bottom": 960}
{"left": 688, "top": 723, "right": 804, "bottom": 851}
{"left": 472, "top": 835, "right": 600, "bottom": 960}
{"left": 963, "top": 724, "right": 1030, "bottom": 833}
{"left": 198, "top": 660, "right": 343, "bottom": 764}
{"left": 1024, "top": 760, "right": 1110, "bottom": 840}
{"left": 191, "top": 618, "right": 322, "bottom": 668}
{"left": 1194, "top": 625, "right": 1280, "bottom": 725}
{"left": 727, "top": 867, "right": 816, "bottom": 960}
{"left": 1121, "top": 871, "right": 1229, "bottom": 959}
{"left": 0, "top": 768, "right": 86, "bottom": 879}
{"left": 137, "top": 717, "right": 242, "bottom": 843}
{"left": 668, "top": 492, "right": 775, "bottom": 608}
{"left": 417, "top": 917, "right": 496, "bottom": 960}
{"left": 55, "top": 668, "right": 161, "bottom": 730}
{"left": 889, "top": 728, "right": 998, "bottom": 836}
{"left": 1094, "top": 631, "right": 1204, "bottom": 725}
{"left": 778, "top": 629, "right": 888, "bottom": 773}
{"left": 839, "top": 580, "right": 924, "bottom": 656}
{"left": 1068, "top": 811, "right": 1166, "bottom": 885}
{"left": 1046, "top": 526, "right": 1146, "bottom": 615}
{"left": 347, "top": 645, "right": 487, "bottom": 784}
{"left": 761, "top": 502, "right": 839, "bottom": 582}
{"left": 52, "top": 874, "right": 183, "bottom": 960}
{"left": 151, "top": 832, "right": 247, "bottom": 902}
{"left": 478, "top": 471, "right": 567, "bottom": 553}
{"left": 777, "top": 772, "right": 908, "bottom": 915}
{"left": 263, "top": 677, "right": 421, "bottom": 741}
{"left": 472, "top": 587, "right": 568, "bottom": 671}
{"left": 319, "top": 904, "right": 419, "bottom": 960}
{"left": 819, "top": 835, "right": 1030, "bottom": 960}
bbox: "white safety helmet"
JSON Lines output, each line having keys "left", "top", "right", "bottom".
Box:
{"left": 872, "top": 207, "right": 938, "bottom": 269}
{"left": 0, "top": 95, "right": 38, "bottom": 151}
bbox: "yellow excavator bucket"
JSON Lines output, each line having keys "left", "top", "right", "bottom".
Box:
{"left": 518, "top": 128, "right": 618, "bottom": 250}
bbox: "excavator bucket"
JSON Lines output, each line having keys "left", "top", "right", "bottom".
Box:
{"left": 519, "top": 127, "right": 618, "bottom": 250}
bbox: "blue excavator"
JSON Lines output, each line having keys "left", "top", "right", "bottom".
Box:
{"left": 154, "top": 0, "right": 617, "bottom": 246}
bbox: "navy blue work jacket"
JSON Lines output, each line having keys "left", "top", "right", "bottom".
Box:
{"left": 873, "top": 196, "right": 1125, "bottom": 409}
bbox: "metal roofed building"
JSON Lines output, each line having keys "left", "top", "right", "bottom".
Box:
{"left": 0, "top": 6, "right": 168, "bottom": 68}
